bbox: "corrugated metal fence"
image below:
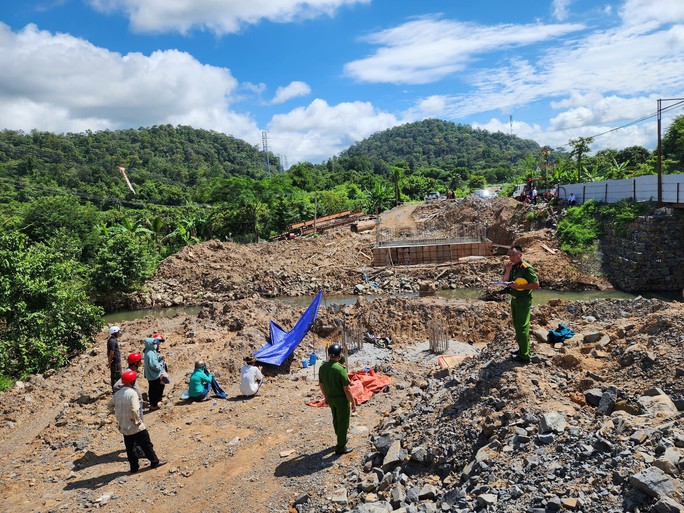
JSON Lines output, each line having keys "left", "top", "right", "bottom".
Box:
{"left": 560, "top": 174, "right": 684, "bottom": 205}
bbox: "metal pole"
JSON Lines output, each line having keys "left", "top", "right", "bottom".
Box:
{"left": 657, "top": 99, "right": 662, "bottom": 207}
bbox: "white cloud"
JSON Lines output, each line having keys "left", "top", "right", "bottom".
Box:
{"left": 344, "top": 16, "right": 584, "bottom": 84}
{"left": 552, "top": 0, "right": 572, "bottom": 21}
{"left": 0, "top": 23, "right": 258, "bottom": 141}
{"left": 548, "top": 94, "right": 656, "bottom": 130}
{"left": 243, "top": 82, "right": 267, "bottom": 94}
{"left": 620, "top": 0, "right": 684, "bottom": 26}
{"left": 271, "top": 81, "right": 311, "bottom": 105}
{"left": 267, "top": 98, "right": 399, "bottom": 163}
{"left": 87, "top": 0, "right": 370, "bottom": 34}
{"left": 398, "top": 9, "right": 683, "bottom": 152}
{"left": 409, "top": 95, "right": 448, "bottom": 118}
{"left": 474, "top": 116, "right": 654, "bottom": 154}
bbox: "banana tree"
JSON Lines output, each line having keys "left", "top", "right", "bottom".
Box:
{"left": 365, "top": 181, "right": 392, "bottom": 215}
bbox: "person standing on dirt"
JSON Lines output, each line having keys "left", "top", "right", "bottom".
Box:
{"left": 107, "top": 326, "right": 122, "bottom": 389}
{"left": 108, "top": 370, "right": 167, "bottom": 474}
{"left": 113, "top": 353, "right": 146, "bottom": 458}
{"left": 503, "top": 245, "right": 540, "bottom": 363}
{"left": 113, "top": 353, "right": 144, "bottom": 405}
{"left": 240, "top": 356, "right": 264, "bottom": 397}
{"left": 318, "top": 344, "right": 356, "bottom": 455}
{"left": 143, "top": 337, "right": 165, "bottom": 411}
{"left": 188, "top": 360, "right": 213, "bottom": 402}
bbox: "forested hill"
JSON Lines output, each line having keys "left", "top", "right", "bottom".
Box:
{"left": 340, "top": 118, "right": 541, "bottom": 172}
{"left": 0, "top": 125, "right": 270, "bottom": 206}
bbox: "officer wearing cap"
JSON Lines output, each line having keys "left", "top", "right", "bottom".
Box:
{"left": 318, "top": 344, "right": 356, "bottom": 455}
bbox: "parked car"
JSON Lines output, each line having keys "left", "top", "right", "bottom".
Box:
{"left": 425, "top": 192, "right": 441, "bottom": 200}
{"left": 472, "top": 189, "right": 494, "bottom": 199}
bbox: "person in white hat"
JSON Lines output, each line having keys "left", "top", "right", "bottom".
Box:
{"left": 107, "top": 326, "right": 122, "bottom": 388}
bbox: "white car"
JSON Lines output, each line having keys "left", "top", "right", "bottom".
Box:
{"left": 425, "top": 192, "right": 441, "bottom": 200}
{"left": 472, "top": 189, "right": 494, "bottom": 199}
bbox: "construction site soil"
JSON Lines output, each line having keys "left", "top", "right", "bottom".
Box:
{"left": 1, "top": 197, "right": 682, "bottom": 513}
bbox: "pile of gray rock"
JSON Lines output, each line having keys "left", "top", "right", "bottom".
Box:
{"left": 296, "top": 297, "right": 684, "bottom": 513}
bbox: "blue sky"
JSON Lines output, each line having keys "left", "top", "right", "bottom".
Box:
{"left": 1, "top": 0, "right": 683, "bottom": 166}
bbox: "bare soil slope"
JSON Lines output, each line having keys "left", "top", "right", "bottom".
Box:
{"left": 131, "top": 197, "right": 607, "bottom": 310}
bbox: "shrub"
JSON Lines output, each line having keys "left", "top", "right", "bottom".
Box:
{"left": 557, "top": 200, "right": 601, "bottom": 255}
{"left": 0, "top": 231, "right": 104, "bottom": 377}
{"left": 91, "top": 232, "right": 158, "bottom": 294}
{"left": 557, "top": 199, "right": 651, "bottom": 255}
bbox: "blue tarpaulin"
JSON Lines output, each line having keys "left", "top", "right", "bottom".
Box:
{"left": 547, "top": 323, "right": 576, "bottom": 343}
{"left": 253, "top": 290, "right": 323, "bottom": 366}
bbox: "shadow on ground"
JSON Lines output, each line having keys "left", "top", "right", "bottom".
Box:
{"left": 274, "top": 447, "right": 339, "bottom": 478}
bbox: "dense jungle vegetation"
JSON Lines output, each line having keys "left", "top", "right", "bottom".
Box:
{"left": 1, "top": 116, "right": 683, "bottom": 383}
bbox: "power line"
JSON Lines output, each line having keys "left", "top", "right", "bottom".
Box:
{"left": 552, "top": 100, "right": 684, "bottom": 149}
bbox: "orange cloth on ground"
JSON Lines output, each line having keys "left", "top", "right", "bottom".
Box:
{"left": 306, "top": 369, "right": 391, "bottom": 407}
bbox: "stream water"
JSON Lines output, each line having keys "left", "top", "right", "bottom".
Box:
{"left": 104, "top": 288, "right": 681, "bottom": 324}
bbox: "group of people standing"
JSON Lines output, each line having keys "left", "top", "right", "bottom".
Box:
{"left": 107, "top": 329, "right": 167, "bottom": 408}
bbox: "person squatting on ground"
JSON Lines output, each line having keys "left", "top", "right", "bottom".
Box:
{"left": 503, "top": 245, "right": 540, "bottom": 363}
{"left": 143, "top": 337, "right": 165, "bottom": 410}
{"left": 240, "top": 356, "right": 264, "bottom": 397}
{"left": 318, "top": 344, "right": 356, "bottom": 455}
{"left": 107, "top": 326, "right": 122, "bottom": 388}
{"left": 107, "top": 370, "right": 166, "bottom": 473}
{"left": 188, "top": 360, "right": 213, "bottom": 402}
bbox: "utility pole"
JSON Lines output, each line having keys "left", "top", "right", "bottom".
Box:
{"left": 261, "top": 130, "right": 270, "bottom": 175}
{"left": 657, "top": 99, "right": 662, "bottom": 207}
{"left": 278, "top": 154, "right": 288, "bottom": 172}
{"left": 656, "top": 97, "right": 684, "bottom": 207}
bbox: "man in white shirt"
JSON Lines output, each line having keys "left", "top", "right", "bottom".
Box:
{"left": 240, "top": 357, "right": 264, "bottom": 397}
{"left": 108, "top": 370, "right": 167, "bottom": 473}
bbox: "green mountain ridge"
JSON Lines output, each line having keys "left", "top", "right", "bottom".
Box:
{"left": 341, "top": 118, "right": 541, "bottom": 172}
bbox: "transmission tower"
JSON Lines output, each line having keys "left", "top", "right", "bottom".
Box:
{"left": 280, "top": 154, "right": 288, "bottom": 171}
{"left": 261, "top": 130, "right": 270, "bottom": 174}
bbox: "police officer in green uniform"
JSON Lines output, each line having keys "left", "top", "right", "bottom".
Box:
{"left": 318, "top": 344, "right": 356, "bottom": 455}
{"left": 503, "top": 245, "right": 540, "bottom": 362}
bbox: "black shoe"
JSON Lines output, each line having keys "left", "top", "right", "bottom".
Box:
{"left": 130, "top": 468, "right": 139, "bottom": 474}
{"left": 511, "top": 350, "right": 531, "bottom": 362}
{"left": 150, "top": 459, "right": 167, "bottom": 469}
{"left": 334, "top": 447, "right": 353, "bottom": 455}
